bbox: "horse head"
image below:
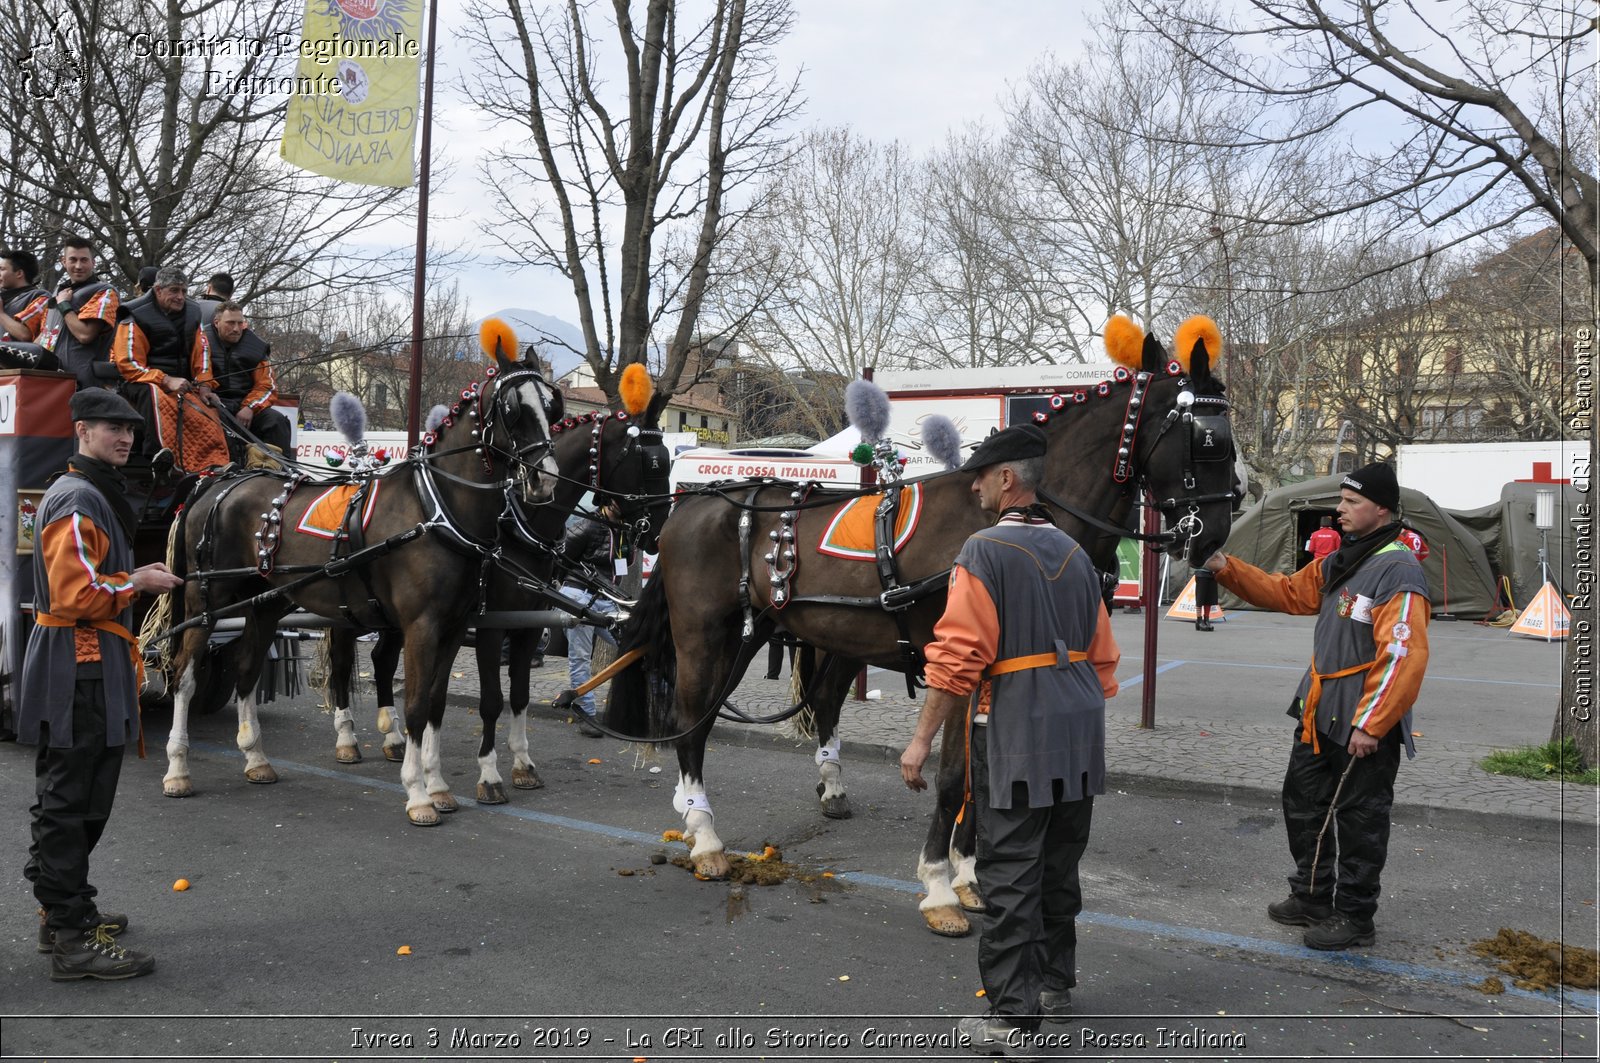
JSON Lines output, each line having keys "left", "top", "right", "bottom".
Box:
{"left": 479, "top": 319, "right": 559, "bottom": 505}
{"left": 1119, "top": 315, "right": 1239, "bottom": 563}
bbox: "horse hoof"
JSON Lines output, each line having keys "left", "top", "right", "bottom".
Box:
{"left": 512, "top": 767, "right": 544, "bottom": 790}
{"left": 430, "top": 791, "right": 459, "bottom": 813}
{"left": 692, "top": 852, "right": 731, "bottom": 880}
{"left": 407, "top": 806, "right": 440, "bottom": 826}
{"left": 954, "top": 883, "right": 986, "bottom": 913}
{"left": 476, "top": 782, "right": 508, "bottom": 805}
{"left": 922, "top": 905, "right": 971, "bottom": 937}
{"left": 163, "top": 778, "right": 193, "bottom": 798}
{"left": 820, "top": 794, "right": 853, "bottom": 820}
{"left": 383, "top": 744, "right": 405, "bottom": 763}
{"left": 335, "top": 745, "right": 362, "bottom": 764}
{"left": 245, "top": 765, "right": 279, "bottom": 785}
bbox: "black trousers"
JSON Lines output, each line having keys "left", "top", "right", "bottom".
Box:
{"left": 229, "top": 405, "right": 292, "bottom": 457}
{"left": 1282, "top": 726, "right": 1401, "bottom": 919}
{"left": 24, "top": 676, "right": 125, "bottom": 932}
{"left": 971, "top": 725, "right": 1094, "bottom": 1030}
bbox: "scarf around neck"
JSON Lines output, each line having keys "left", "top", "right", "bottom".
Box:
{"left": 66, "top": 454, "right": 137, "bottom": 545}
{"left": 1320, "top": 520, "right": 1402, "bottom": 596}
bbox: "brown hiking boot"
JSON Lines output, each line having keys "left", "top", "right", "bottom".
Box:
{"left": 50, "top": 925, "right": 154, "bottom": 981}
{"left": 1267, "top": 894, "right": 1332, "bottom": 927}
{"left": 38, "top": 908, "right": 129, "bottom": 953}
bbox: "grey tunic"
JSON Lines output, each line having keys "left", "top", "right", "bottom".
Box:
{"left": 17, "top": 475, "right": 140, "bottom": 748}
{"left": 954, "top": 522, "right": 1108, "bottom": 809}
{"left": 1294, "top": 542, "right": 1429, "bottom": 757}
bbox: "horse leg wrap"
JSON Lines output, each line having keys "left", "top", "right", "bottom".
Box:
{"left": 333, "top": 708, "right": 357, "bottom": 741}
{"left": 673, "top": 787, "right": 714, "bottom": 821}
{"left": 814, "top": 737, "right": 841, "bottom": 766}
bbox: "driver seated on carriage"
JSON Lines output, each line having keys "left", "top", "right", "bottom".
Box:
{"left": 109, "top": 266, "right": 230, "bottom": 477}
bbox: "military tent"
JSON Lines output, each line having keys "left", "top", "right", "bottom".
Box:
{"left": 1216, "top": 473, "right": 1499, "bottom": 618}
{"left": 1450, "top": 482, "right": 1586, "bottom": 611}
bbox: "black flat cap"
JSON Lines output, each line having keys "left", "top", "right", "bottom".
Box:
{"left": 137, "top": 266, "right": 158, "bottom": 291}
{"left": 70, "top": 387, "right": 143, "bottom": 425}
{"left": 962, "top": 423, "right": 1048, "bottom": 472}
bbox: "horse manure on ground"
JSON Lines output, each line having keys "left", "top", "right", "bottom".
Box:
{"left": 666, "top": 844, "right": 850, "bottom": 891}
{"left": 1470, "top": 928, "right": 1599, "bottom": 991}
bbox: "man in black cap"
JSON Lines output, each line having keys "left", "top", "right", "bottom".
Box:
{"left": 19, "top": 389, "right": 184, "bottom": 981}
{"left": 900, "top": 423, "right": 1121, "bottom": 1055}
{"left": 1202, "top": 461, "right": 1430, "bottom": 951}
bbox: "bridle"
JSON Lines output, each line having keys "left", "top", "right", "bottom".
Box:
{"left": 549, "top": 407, "right": 673, "bottom": 554}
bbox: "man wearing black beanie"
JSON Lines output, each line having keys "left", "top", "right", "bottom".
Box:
{"left": 1201, "top": 461, "right": 1430, "bottom": 951}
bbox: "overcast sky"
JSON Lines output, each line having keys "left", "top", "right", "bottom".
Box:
{"left": 396, "top": 0, "right": 1094, "bottom": 319}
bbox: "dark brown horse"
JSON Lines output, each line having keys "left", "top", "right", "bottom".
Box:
{"left": 606, "top": 320, "right": 1237, "bottom": 904}
{"left": 160, "top": 336, "right": 561, "bottom": 824}
{"left": 322, "top": 387, "right": 671, "bottom": 804}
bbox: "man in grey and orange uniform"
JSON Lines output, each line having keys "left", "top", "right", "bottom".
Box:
{"left": 1203, "top": 461, "right": 1429, "bottom": 951}
{"left": 19, "top": 389, "right": 184, "bottom": 980}
{"left": 899, "top": 423, "right": 1120, "bottom": 1056}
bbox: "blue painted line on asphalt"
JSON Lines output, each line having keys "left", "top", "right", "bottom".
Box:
{"left": 204, "top": 741, "right": 1595, "bottom": 1016}
{"left": 1117, "top": 659, "right": 1188, "bottom": 690}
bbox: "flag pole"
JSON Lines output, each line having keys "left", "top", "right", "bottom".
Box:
{"left": 406, "top": 0, "right": 439, "bottom": 450}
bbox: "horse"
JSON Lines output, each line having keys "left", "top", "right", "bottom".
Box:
{"left": 605, "top": 317, "right": 1238, "bottom": 910}
{"left": 159, "top": 324, "right": 562, "bottom": 825}
{"left": 322, "top": 375, "right": 672, "bottom": 805}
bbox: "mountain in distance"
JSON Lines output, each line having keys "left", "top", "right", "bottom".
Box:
{"left": 479, "top": 307, "right": 589, "bottom": 380}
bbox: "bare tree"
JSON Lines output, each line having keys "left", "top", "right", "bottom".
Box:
{"left": 0, "top": 0, "right": 418, "bottom": 300}
{"left": 1138, "top": 0, "right": 1597, "bottom": 765}
{"left": 708, "top": 126, "right": 928, "bottom": 435}
{"left": 462, "top": 0, "right": 799, "bottom": 404}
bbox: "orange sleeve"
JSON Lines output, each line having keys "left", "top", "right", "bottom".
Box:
{"left": 242, "top": 357, "right": 276, "bottom": 410}
{"left": 1088, "top": 601, "right": 1121, "bottom": 698}
{"left": 190, "top": 328, "right": 215, "bottom": 388}
{"left": 83, "top": 288, "right": 118, "bottom": 327}
{"left": 39, "top": 513, "right": 138, "bottom": 621}
{"left": 1214, "top": 554, "right": 1325, "bottom": 615}
{"left": 1350, "top": 591, "right": 1429, "bottom": 739}
{"left": 923, "top": 564, "right": 1000, "bottom": 698}
{"left": 11, "top": 294, "right": 49, "bottom": 339}
{"left": 112, "top": 320, "right": 165, "bottom": 385}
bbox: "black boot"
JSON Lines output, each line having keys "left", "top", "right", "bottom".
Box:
{"left": 50, "top": 925, "right": 154, "bottom": 981}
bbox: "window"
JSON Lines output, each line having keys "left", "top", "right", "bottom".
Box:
{"left": 374, "top": 383, "right": 388, "bottom": 407}
{"left": 1443, "top": 345, "right": 1463, "bottom": 374}
{"left": 700, "top": 415, "right": 709, "bottom": 429}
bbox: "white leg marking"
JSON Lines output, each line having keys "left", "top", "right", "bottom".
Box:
{"left": 917, "top": 854, "right": 962, "bottom": 912}
{"left": 163, "top": 663, "right": 197, "bottom": 790}
{"left": 421, "top": 723, "right": 447, "bottom": 796}
{"left": 399, "top": 736, "right": 430, "bottom": 812}
{"left": 236, "top": 691, "right": 270, "bottom": 775}
{"left": 674, "top": 775, "right": 723, "bottom": 861}
{"left": 951, "top": 852, "right": 979, "bottom": 893}
{"left": 817, "top": 752, "right": 846, "bottom": 803}
{"left": 477, "top": 749, "right": 503, "bottom": 788}
{"left": 507, "top": 709, "right": 532, "bottom": 772}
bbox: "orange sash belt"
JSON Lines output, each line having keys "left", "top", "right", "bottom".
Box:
{"left": 956, "top": 647, "right": 1092, "bottom": 825}
{"left": 984, "top": 649, "right": 1088, "bottom": 678}
{"left": 35, "top": 612, "right": 146, "bottom": 756}
{"left": 1301, "top": 655, "right": 1373, "bottom": 754}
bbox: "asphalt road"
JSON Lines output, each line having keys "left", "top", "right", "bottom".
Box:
{"left": 0, "top": 687, "right": 1594, "bottom": 1062}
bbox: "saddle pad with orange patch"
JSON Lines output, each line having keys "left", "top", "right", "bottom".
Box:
{"left": 817, "top": 484, "right": 923, "bottom": 560}
{"left": 296, "top": 482, "right": 382, "bottom": 540}
{"left": 149, "top": 386, "right": 230, "bottom": 472}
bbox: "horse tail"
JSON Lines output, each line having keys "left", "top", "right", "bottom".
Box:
{"left": 603, "top": 569, "right": 675, "bottom": 742}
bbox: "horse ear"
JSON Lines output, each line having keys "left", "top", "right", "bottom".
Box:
{"left": 644, "top": 391, "right": 669, "bottom": 428}
{"left": 1173, "top": 314, "right": 1222, "bottom": 379}
{"left": 1141, "top": 333, "right": 1167, "bottom": 374}
{"left": 478, "top": 317, "right": 519, "bottom": 368}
